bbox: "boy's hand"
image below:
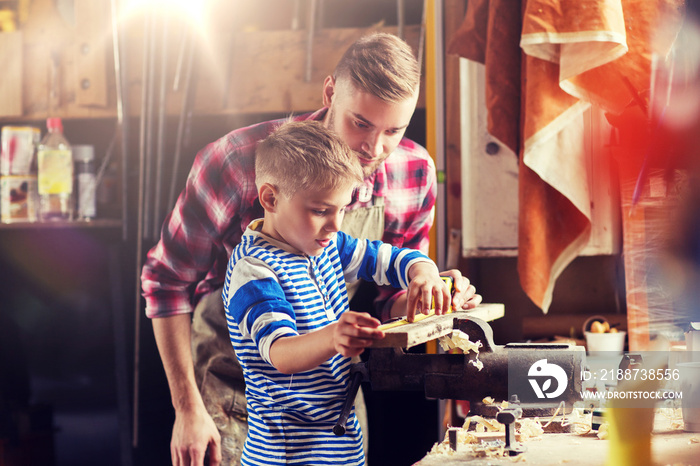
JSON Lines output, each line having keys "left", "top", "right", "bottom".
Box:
{"left": 333, "top": 311, "right": 384, "bottom": 357}
{"left": 406, "top": 262, "right": 452, "bottom": 322}
{"left": 440, "top": 270, "right": 482, "bottom": 311}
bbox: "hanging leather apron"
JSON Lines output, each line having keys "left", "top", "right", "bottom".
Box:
{"left": 191, "top": 193, "right": 385, "bottom": 464}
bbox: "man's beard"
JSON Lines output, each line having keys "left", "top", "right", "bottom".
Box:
{"left": 358, "top": 156, "right": 381, "bottom": 179}
{"left": 326, "top": 105, "right": 380, "bottom": 179}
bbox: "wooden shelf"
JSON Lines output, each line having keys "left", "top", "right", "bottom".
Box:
{"left": 0, "top": 218, "right": 122, "bottom": 230}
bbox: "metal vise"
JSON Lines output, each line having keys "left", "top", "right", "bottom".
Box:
{"left": 334, "top": 315, "right": 585, "bottom": 435}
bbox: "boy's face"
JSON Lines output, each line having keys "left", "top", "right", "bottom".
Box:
{"left": 263, "top": 183, "right": 355, "bottom": 257}
{"left": 323, "top": 77, "right": 418, "bottom": 178}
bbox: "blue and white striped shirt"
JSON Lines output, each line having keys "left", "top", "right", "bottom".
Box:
{"left": 222, "top": 220, "right": 431, "bottom": 465}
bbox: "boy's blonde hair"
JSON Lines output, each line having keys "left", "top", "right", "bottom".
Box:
{"left": 255, "top": 120, "right": 363, "bottom": 198}
{"left": 333, "top": 32, "right": 420, "bottom": 103}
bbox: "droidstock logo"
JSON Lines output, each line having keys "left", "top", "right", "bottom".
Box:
{"left": 528, "top": 359, "right": 568, "bottom": 399}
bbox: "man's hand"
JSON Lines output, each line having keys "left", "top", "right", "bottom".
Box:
{"left": 333, "top": 311, "right": 384, "bottom": 357}
{"left": 152, "top": 315, "right": 222, "bottom": 466}
{"left": 171, "top": 403, "right": 222, "bottom": 466}
{"left": 439, "top": 269, "right": 482, "bottom": 311}
{"left": 406, "top": 262, "right": 452, "bottom": 321}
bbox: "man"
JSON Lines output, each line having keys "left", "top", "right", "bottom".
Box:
{"left": 142, "top": 33, "right": 482, "bottom": 466}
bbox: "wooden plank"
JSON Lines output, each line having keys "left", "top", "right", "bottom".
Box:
{"left": 373, "top": 303, "right": 504, "bottom": 348}
{"left": 463, "top": 302, "right": 505, "bottom": 322}
{"left": 0, "top": 31, "right": 23, "bottom": 117}
{"left": 7, "top": 18, "right": 425, "bottom": 122}
{"left": 375, "top": 313, "right": 456, "bottom": 349}
{"left": 22, "top": 0, "right": 72, "bottom": 118}
{"left": 216, "top": 25, "right": 424, "bottom": 115}
{"left": 74, "top": 0, "right": 109, "bottom": 107}
{"left": 119, "top": 21, "right": 424, "bottom": 117}
{"left": 3, "top": 1, "right": 427, "bottom": 121}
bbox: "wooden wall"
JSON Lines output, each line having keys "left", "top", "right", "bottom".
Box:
{"left": 0, "top": 0, "right": 425, "bottom": 122}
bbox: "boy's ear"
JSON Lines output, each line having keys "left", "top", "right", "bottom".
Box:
{"left": 322, "top": 75, "right": 335, "bottom": 107}
{"left": 258, "top": 183, "right": 278, "bottom": 212}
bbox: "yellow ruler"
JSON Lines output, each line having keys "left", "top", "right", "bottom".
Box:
{"left": 378, "top": 277, "right": 454, "bottom": 331}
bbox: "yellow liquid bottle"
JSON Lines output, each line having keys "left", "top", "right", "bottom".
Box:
{"left": 37, "top": 118, "right": 73, "bottom": 221}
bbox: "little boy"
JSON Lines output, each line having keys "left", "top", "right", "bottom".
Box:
{"left": 222, "top": 120, "right": 451, "bottom": 465}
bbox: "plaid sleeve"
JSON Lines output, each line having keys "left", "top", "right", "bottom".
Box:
{"left": 141, "top": 126, "right": 266, "bottom": 318}
{"left": 394, "top": 144, "right": 437, "bottom": 254}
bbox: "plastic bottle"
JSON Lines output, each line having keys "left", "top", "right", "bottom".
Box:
{"left": 73, "top": 144, "right": 96, "bottom": 220}
{"left": 37, "top": 117, "right": 73, "bottom": 221}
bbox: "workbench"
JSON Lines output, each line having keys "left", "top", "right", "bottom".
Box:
{"left": 415, "top": 415, "right": 700, "bottom": 465}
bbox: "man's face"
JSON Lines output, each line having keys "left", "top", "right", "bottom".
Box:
{"left": 262, "top": 183, "right": 355, "bottom": 257}
{"left": 323, "top": 77, "right": 418, "bottom": 178}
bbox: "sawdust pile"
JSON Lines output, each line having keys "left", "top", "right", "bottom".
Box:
{"left": 438, "top": 330, "right": 484, "bottom": 370}
{"left": 425, "top": 402, "right": 694, "bottom": 461}
{"left": 548, "top": 403, "right": 594, "bottom": 436}
{"left": 655, "top": 406, "right": 684, "bottom": 431}
{"left": 426, "top": 398, "right": 544, "bottom": 461}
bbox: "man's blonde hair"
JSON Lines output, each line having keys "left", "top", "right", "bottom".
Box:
{"left": 334, "top": 32, "right": 420, "bottom": 103}
{"left": 255, "top": 120, "right": 363, "bottom": 198}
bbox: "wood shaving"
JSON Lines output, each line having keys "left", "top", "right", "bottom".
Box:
{"left": 483, "top": 396, "right": 495, "bottom": 405}
{"left": 689, "top": 437, "right": 699, "bottom": 444}
{"left": 428, "top": 439, "right": 456, "bottom": 457}
{"left": 671, "top": 419, "right": 684, "bottom": 430}
{"left": 542, "top": 401, "right": 565, "bottom": 429}
{"left": 470, "top": 358, "right": 484, "bottom": 371}
{"left": 517, "top": 418, "right": 544, "bottom": 441}
{"left": 427, "top": 414, "right": 539, "bottom": 461}
{"left": 539, "top": 401, "right": 592, "bottom": 435}
{"left": 463, "top": 415, "right": 504, "bottom": 432}
{"left": 455, "top": 429, "right": 479, "bottom": 445}
{"left": 438, "top": 330, "right": 483, "bottom": 370}
{"left": 565, "top": 407, "right": 593, "bottom": 436}
{"left": 597, "top": 422, "right": 609, "bottom": 440}
{"left": 438, "top": 330, "right": 482, "bottom": 353}
{"left": 470, "top": 443, "right": 506, "bottom": 458}
{"left": 427, "top": 428, "right": 493, "bottom": 457}
{"left": 655, "top": 406, "right": 684, "bottom": 430}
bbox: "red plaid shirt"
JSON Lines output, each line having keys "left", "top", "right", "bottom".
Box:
{"left": 142, "top": 108, "right": 437, "bottom": 320}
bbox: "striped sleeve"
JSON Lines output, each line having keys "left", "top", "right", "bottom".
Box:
{"left": 334, "top": 231, "right": 433, "bottom": 290}
{"left": 223, "top": 257, "right": 298, "bottom": 364}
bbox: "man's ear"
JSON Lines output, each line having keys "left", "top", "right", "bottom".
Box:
{"left": 258, "top": 183, "right": 279, "bottom": 212}
{"left": 322, "top": 75, "right": 335, "bottom": 107}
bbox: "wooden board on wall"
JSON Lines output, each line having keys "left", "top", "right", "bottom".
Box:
{"left": 195, "top": 25, "right": 425, "bottom": 115}
{"left": 444, "top": 0, "right": 467, "bottom": 270}
{"left": 6, "top": 0, "right": 425, "bottom": 122}
{"left": 0, "top": 31, "right": 23, "bottom": 117}
{"left": 444, "top": 0, "right": 465, "bottom": 234}
{"left": 74, "top": 0, "right": 109, "bottom": 108}
{"left": 185, "top": 0, "right": 424, "bottom": 114}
